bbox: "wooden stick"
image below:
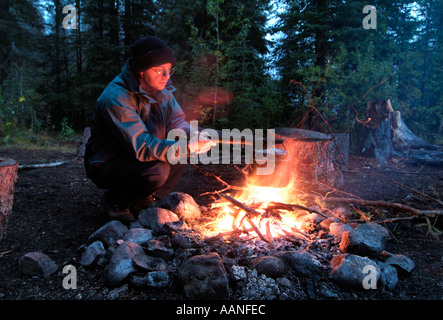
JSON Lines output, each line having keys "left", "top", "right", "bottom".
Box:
{"left": 267, "top": 202, "right": 329, "bottom": 219}
{"left": 219, "top": 193, "right": 269, "bottom": 242}
{"left": 219, "top": 193, "right": 260, "bottom": 216}
{"left": 245, "top": 216, "right": 269, "bottom": 243}
{"left": 266, "top": 221, "right": 275, "bottom": 248}
{"left": 369, "top": 171, "right": 443, "bottom": 206}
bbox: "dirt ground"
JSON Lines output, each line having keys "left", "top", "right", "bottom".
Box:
{"left": 0, "top": 143, "right": 442, "bottom": 302}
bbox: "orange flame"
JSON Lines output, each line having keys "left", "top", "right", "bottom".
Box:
{"left": 204, "top": 173, "right": 307, "bottom": 239}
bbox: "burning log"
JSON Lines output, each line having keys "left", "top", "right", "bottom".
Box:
{"left": 266, "top": 202, "right": 328, "bottom": 219}
{"left": 216, "top": 193, "right": 319, "bottom": 244}
{"left": 218, "top": 193, "right": 269, "bottom": 243}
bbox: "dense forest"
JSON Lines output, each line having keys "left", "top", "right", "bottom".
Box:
{"left": 0, "top": 0, "right": 442, "bottom": 150}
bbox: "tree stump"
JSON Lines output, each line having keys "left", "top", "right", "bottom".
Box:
{"left": 361, "top": 99, "right": 394, "bottom": 165}
{"left": 274, "top": 128, "right": 346, "bottom": 188}
{"left": 360, "top": 99, "right": 443, "bottom": 166}
{"left": 0, "top": 158, "right": 19, "bottom": 242}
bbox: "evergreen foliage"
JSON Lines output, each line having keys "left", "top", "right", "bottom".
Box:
{"left": 0, "top": 0, "right": 441, "bottom": 145}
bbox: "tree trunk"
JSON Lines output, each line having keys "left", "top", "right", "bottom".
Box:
{"left": 360, "top": 99, "right": 443, "bottom": 166}
{"left": 361, "top": 99, "right": 394, "bottom": 165}
{"left": 0, "top": 158, "right": 19, "bottom": 242}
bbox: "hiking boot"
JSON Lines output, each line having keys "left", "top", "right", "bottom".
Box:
{"left": 103, "top": 194, "right": 135, "bottom": 223}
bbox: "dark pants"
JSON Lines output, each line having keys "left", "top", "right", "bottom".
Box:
{"left": 86, "top": 156, "right": 186, "bottom": 209}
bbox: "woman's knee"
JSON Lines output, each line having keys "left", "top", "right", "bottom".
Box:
{"left": 139, "top": 161, "right": 171, "bottom": 187}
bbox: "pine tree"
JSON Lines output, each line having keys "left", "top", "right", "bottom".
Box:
{"left": 156, "top": 0, "right": 281, "bottom": 129}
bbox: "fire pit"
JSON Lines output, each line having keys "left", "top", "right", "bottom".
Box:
{"left": 73, "top": 155, "right": 417, "bottom": 301}
{"left": 72, "top": 129, "right": 421, "bottom": 300}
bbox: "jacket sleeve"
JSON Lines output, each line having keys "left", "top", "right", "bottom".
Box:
{"left": 166, "top": 94, "right": 190, "bottom": 134}
{"left": 100, "top": 95, "right": 177, "bottom": 163}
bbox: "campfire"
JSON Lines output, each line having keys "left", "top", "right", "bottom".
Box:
{"left": 70, "top": 129, "right": 429, "bottom": 300}
{"left": 201, "top": 173, "right": 315, "bottom": 245}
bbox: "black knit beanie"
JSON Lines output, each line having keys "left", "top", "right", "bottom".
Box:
{"left": 130, "top": 36, "right": 176, "bottom": 74}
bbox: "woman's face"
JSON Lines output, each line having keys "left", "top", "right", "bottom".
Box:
{"left": 139, "top": 63, "right": 173, "bottom": 91}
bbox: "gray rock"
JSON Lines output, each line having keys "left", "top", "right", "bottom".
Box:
{"left": 132, "top": 252, "right": 168, "bottom": 271}
{"left": 130, "top": 271, "right": 170, "bottom": 289}
{"left": 329, "top": 222, "right": 352, "bottom": 239}
{"left": 332, "top": 207, "right": 353, "bottom": 221}
{"left": 385, "top": 254, "right": 415, "bottom": 274}
{"left": 298, "top": 213, "right": 324, "bottom": 226}
{"left": 319, "top": 219, "right": 333, "bottom": 231}
{"left": 144, "top": 239, "right": 174, "bottom": 260}
{"left": 376, "top": 261, "right": 398, "bottom": 290}
{"left": 88, "top": 220, "right": 128, "bottom": 248}
{"left": 123, "top": 228, "right": 153, "bottom": 245}
{"left": 19, "top": 252, "right": 58, "bottom": 278}
{"left": 171, "top": 233, "right": 198, "bottom": 249}
{"left": 129, "top": 220, "right": 144, "bottom": 229}
{"left": 154, "top": 192, "right": 201, "bottom": 221}
{"left": 80, "top": 241, "right": 106, "bottom": 267}
{"left": 138, "top": 207, "right": 179, "bottom": 231}
{"left": 310, "top": 213, "right": 326, "bottom": 224}
{"left": 274, "top": 251, "right": 322, "bottom": 277}
{"left": 339, "top": 222, "right": 390, "bottom": 257}
{"left": 252, "top": 256, "right": 285, "bottom": 278}
{"left": 178, "top": 252, "right": 229, "bottom": 299}
{"left": 104, "top": 240, "right": 144, "bottom": 287}
{"left": 330, "top": 253, "right": 380, "bottom": 289}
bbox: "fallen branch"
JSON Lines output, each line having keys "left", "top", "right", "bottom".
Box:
{"left": 318, "top": 196, "right": 443, "bottom": 217}
{"left": 368, "top": 171, "right": 443, "bottom": 206}
{"left": 18, "top": 161, "right": 69, "bottom": 170}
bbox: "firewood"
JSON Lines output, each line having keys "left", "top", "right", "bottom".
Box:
{"left": 267, "top": 202, "right": 329, "bottom": 219}
{"left": 18, "top": 160, "right": 69, "bottom": 170}
{"left": 218, "top": 193, "right": 269, "bottom": 243}
{"left": 266, "top": 221, "right": 275, "bottom": 248}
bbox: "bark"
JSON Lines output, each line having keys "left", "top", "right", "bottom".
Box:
{"left": 361, "top": 99, "right": 394, "bottom": 165}
{"left": 274, "top": 127, "right": 346, "bottom": 188}
{"left": 0, "top": 158, "right": 19, "bottom": 242}
{"left": 360, "top": 99, "right": 443, "bottom": 166}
